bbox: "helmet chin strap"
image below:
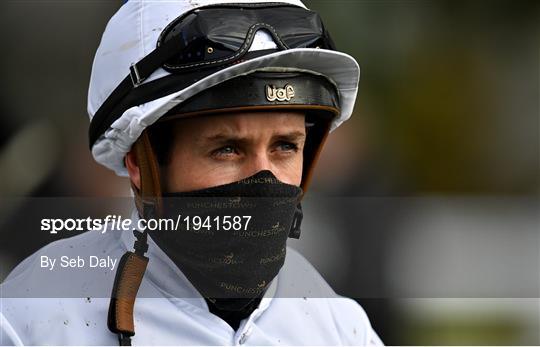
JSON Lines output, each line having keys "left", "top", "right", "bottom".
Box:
{"left": 107, "top": 130, "right": 161, "bottom": 346}
{"left": 300, "top": 119, "right": 331, "bottom": 193}
{"left": 106, "top": 119, "right": 330, "bottom": 345}
{"left": 132, "top": 130, "right": 163, "bottom": 219}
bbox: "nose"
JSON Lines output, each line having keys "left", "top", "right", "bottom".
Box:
{"left": 245, "top": 151, "right": 274, "bottom": 177}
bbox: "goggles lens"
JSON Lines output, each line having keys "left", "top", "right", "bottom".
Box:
{"left": 157, "top": 3, "right": 335, "bottom": 72}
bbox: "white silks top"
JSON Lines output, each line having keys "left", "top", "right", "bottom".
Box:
{"left": 0, "top": 210, "right": 383, "bottom": 346}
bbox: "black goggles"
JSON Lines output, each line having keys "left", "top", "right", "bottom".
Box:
{"left": 156, "top": 3, "right": 335, "bottom": 73}
{"left": 89, "top": 3, "right": 336, "bottom": 149}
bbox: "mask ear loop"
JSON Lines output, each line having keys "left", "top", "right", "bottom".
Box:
{"left": 107, "top": 130, "right": 162, "bottom": 345}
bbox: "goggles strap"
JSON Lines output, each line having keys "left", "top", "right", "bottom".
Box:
{"left": 94, "top": 37, "right": 187, "bottom": 147}
{"left": 90, "top": 47, "right": 278, "bottom": 149}
{"left": 130, "top": 35, "right": 187, "bottom": 86}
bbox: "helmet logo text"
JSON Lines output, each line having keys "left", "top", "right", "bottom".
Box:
{"left": 265, "top": 84, "right": 295, "bottom": 102}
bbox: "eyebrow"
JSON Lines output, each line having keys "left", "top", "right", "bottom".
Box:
{"left": 272, "top": 131, "right": 307, "bottom": 142}
{"left": 200, "top": 131, "right": 306, "bottom": 144}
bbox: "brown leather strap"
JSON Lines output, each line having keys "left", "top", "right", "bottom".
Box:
{"left": 107, "top": 252, "right": 149, "bottom": 336}
{"left": 300, "top": 120, "right": 331, "bottom": 193}
{"left": 132, "top": 130, "right": 163, "bottom": 218}
{"left": 161, "top": 104, "right": 338, "bottom": 122}
{"left": 108, "top": 130, "right": 162, "bottom": 344}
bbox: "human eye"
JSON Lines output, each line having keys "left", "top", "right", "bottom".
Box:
{"left": 211, "top": 145, "right": 238, "bottom": 158}
{"left": 275, "top": 141, "right": 299, "bottom": 153}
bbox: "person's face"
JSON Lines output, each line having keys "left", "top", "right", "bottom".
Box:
{"left": 127, "top": 111, "right": 306, "bottom": 192}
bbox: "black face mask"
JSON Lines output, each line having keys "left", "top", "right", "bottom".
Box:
{"left": 149, "top": 170, "right": 303, "bottom": 311}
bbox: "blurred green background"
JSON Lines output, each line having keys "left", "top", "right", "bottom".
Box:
{"left": 0, "top": 0, "right": 538, "bottom": 345}
{"left": 306, "top": 0, "right": 539, "bottom": 195}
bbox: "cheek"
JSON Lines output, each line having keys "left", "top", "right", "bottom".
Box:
{"left": 274, "top": 154, "right": 304, "bottom": 187}
{"left": 162, "top": 148, "right": 207, "bottom": 192}
{"left": 162, "top": 152, "right": 187, "bottom": 192}
{"left": 163, "top": 149, "right": 243, "bottom": 192}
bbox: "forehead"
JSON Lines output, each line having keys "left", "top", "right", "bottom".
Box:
{"left": 169, "top": 111, "right": 306, "bottom": 138}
